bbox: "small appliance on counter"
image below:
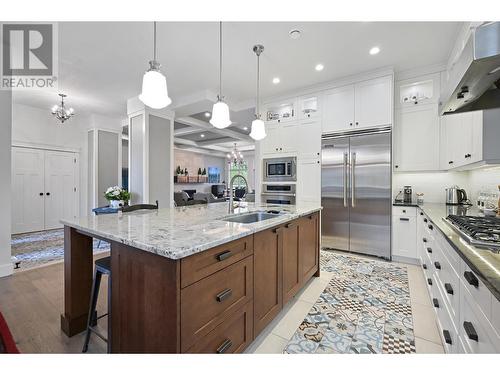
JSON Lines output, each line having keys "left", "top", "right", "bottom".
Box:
{"left": 445, "top": 185, "right": 471, "bottom": 206}
{"left": 403, "top": 185, "right": 412, "bottom": 203}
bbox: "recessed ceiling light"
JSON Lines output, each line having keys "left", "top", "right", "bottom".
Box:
{"left": 369, "top": 46, "right": 380, "bottom": 55}
{"left": 315, "top": 64, "right": 324, "bottom": 71}
{"left": 289, "top": 29, "right": 301, "bottom": 40}
{"left": 243, "top": 126, "right": 248, "bottom": 131}
{"left": 272, "top": 77, "right": 280, "bottom": 84}
{"left": 204, "top": 111, "right": 211, "bottom": 117}
{"left": 200, "top": 133, "right": 205, "bottom": 138}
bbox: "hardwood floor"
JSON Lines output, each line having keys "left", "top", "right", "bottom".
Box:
{"left": 0, "top": 254, "right": 109, "bottom": 353}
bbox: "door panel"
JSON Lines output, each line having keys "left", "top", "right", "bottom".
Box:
{"left": 11, "top": 147, "right": 45, "bottom": 233}
{"left": 44, "top": 151, "right": 77, "bottom": 230}
{"left": 300, "top": 213, "right": 319, "bottom": 281}
{"left": 321, "top": 137, "right": 349, "bottom": 251}
{"left": 349, "top": 133, "right": 391, "bottom": 259}
{"left": 354, "top": 76, "right": 392, "bottom": 128}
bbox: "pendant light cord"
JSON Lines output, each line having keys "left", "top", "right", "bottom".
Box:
{"left": 256, "top": 52, "right": 260, "bottom": 118}
{"left": 219, "top": 21, "right": 223, "bottom": 100}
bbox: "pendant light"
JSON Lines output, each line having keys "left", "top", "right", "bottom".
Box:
{"left": 249, "top": 44, "right": 266, "bottom": 141}
{"left": 210, "top": 22, "right": 231, "bottom": 129}
{"left": 139, "top": 22, "right": 172, "bottom": 109}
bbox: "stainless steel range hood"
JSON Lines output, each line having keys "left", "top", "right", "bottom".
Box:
{"left": 440, "top": 22, "right": 500, "bottom": 115}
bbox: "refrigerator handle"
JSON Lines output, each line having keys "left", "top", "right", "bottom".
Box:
{"left": 343, "top": 152, "right": 348, "bottom": 207}
{"left": 351, "top": 152, "right": 356, "bottom": 207}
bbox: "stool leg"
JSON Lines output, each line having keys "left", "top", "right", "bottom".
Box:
{"left": 82, "top": 269, "right": 102, "bottom": 353}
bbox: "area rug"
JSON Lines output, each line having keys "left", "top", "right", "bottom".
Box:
{"left": 11, "top": 229, "right": 110, "bottom": 272}
{"left": 284, "top": 249, "right": 415, "bottom": 354}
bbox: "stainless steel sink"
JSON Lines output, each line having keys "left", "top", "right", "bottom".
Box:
{"left": 223, "top": 211, "right": 282, "bottom": 224}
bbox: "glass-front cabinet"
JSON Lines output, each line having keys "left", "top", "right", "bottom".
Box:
{"left": 264, "top": 98, "right": 296, "bottom": 125}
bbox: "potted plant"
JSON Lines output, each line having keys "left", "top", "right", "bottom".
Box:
{"left": 104, "top": 186, "right": 131, "bottom": 208}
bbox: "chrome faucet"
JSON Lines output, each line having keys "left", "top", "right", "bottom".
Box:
{"left": 229, "top": 174, "right": 249, "bottom": 213}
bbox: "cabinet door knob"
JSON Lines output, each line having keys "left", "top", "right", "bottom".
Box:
{"left": 420, "top": 212, "right": 424, "bottom": 216}
{"left": 349, "top": 122, "right": 353, "bottom": 126}
{"left": 443, "top": 330, "right": 452, "bottom": 345}
{"left": 424, "top": 218, "right": 428, "bottom": 223}
{"left": 434, "top": 261, "right": 441, "bottom": 270}
{"left": 402, "top": 209, "right": 406, "bottom": 213}
{"left": 444, "top": 283, "right": 454, "bottom": 295}
{"left": 395, "top": 165, "right": 399, "bottom": 169}
{"left": 423, "top": 238, "right": 427, "bottom": 243}
{"left": 427, "top": 278, "right": 433, "bottom": 285}
{"left": 39, "top": 192, "right": 44, "bottom": 196}
{"left": 428, "top": 224, "right": 433, "bottom": 230}
{"left": 464, "top": 271, "right": 479, "bottom": 287}
{"left": 355, "top": 122, "right": 359, "bottom": 126}
{"left": 46, "top": 192, "right": 50, "bottom": 196}
{"left": 216, "top": 339, "right": 233, "bottom": 354}
{"left": 463, "top": 321, "right": 478, "bottom": 342}
{"left": 422, "top": 263, "right": 427, "bottom": 269}
{"left": 427, "top": 247, "right": 432, "bottom": 253}
{"left": 448, "top": 161, "right": 454, "bottom": 164}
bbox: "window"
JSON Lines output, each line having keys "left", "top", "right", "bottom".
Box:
{"left": 229, "top": 162, "right": 248, "bottom": 188}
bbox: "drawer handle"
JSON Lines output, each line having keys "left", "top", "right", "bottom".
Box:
{"left": 399, "top": 217, "right": 410, "bottom": 221}
{"left": 433, "top": 298, "right": 439, "bottom": 308}
{"left": 463, "top": 321, "right": 478, "bottom": 342}
{"left": 423, "top": 238, "right": 428, "bottom": 243}
{"left": 422, "top": 263, "right": 427, "bottom": 270}
{"left": 272, "top": 227, "right": 283, "bottom": 234}
{"left": 424, "top": 218, "right": 428, "bottom": 223}
{"left": 443, "top": 330, "right": 452, "bottom": 345}
{"left": 216, "top": 339, "right": 233, "bottom": 354}
{"left": 427, "top": 278, "right": 432, "bottom": 286}
{"left": 444, "top": 283, "right": 454, "bottom": 295}
{"left": 285, "top": 222, "right": 296, "bottom": 229}
{"left": 428, "top": 224, "right": 433, "bottom": 230}
{"left": 427, "top": 247, "right": 432, "bottom": 254}
{"left": 464, "top": 271, "right": 479, "bottom": 288}
{"left": 434, "top": 261, "right": 441, "bottom": 270}
{"left": 216, "top": 288, "right": 233, "bottom": 302}
{"left": 216, "top": 251, "right": 232, "bottom": 262}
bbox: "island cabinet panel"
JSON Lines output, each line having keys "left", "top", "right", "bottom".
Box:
{"left": 180, "top": 235, "right": 254, "bottom": 288}
{"left": 180, "top": 256, "right": 253, "bottom": 352}
{"left": 186, "top": 302, "right": 253, "bottom": 353}
{"left": 282, "top": 221, "right": 301, "bottom": 305}
{"left": 253, "top": 226, "right": 283, "bottom": 337}
{"left": 299, "top": 212, "right": 320, "bottom": 283}
{"left": 111, "top": 242, "right": 181, "bottom": 353}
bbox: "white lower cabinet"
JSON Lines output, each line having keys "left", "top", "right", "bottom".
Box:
{"left": 392, "top": 207, "right": 417, "bottom": 260}
{"left": 416, "top": 208, "right": 500, "bottom": 353}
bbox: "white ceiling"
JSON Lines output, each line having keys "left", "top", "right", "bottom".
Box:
{"left": 13, "top": 21, "right": 462, "bottom": 120}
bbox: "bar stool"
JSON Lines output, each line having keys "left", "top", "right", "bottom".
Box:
{"left": 82, "top": 256, "right": 111, "bottom": 353}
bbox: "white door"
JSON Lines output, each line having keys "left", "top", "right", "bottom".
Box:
{"left": 297, "top": 120, "right": 321, "bottom": 159}
{"left": 322, "top": 85, "right": 355, "bottom": 133}
{"left": 393, "top": 104, "right": 440, "bottom": 171}
{"left": 44, "top": 151, "right": 78, "bottom": 230}
{"left": 354, "top": 76, "right": 392, "bottom": 128}
{"left": 11, "top": 147, "right": 45, "bottom": 234}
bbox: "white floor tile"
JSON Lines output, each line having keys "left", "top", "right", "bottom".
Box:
{"left": 412, "top": 302, "right": 442, "bottom": 344}
{"left": 296, "top": 276, "right": 330, "bottom": 304}
{"left": 408, "top": 266, "right": 432, "bottom": 307}
{"left": 271, "top": 299, "right": 314, "bottom": 340}
{"left": 245, "top": 333, "right": 288, "bottom": 354}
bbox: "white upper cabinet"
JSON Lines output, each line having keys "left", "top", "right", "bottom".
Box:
{"left": 322, "top": 85, "right": 355, "bottom": 132}
{"left": 260, "top": 122, "right": 298, "bottom": 155}
{"left": 322, "top": 75, "right": 392, "bottom": 134}
{"left": 393, "top": 104, "right": 440, "bottom": 172}
{"left": 354, "top": 76, "right": 392, "bottom": 129}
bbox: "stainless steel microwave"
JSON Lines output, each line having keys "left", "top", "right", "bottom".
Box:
{"left": 263, "top": 157, "right": 297, "bottom": 182}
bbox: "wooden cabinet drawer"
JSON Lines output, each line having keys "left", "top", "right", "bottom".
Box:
{"left": 181, "top": 235, "right": 254, "bottom": 288}
{"left": 186, "top": 302, "right": 253, "bottom": 353}
{"left": 181, "top": 256, "right": 253, "bottom": 351}
{"left": 392, "top": 206, "right": 416, "bottom": 217}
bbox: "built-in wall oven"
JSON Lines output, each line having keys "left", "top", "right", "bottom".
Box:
{"left": 263, "top": 157, "right": 296, "bottom": 182}
{"left": 261, "top": 184, "right": 296, "bottom": 205}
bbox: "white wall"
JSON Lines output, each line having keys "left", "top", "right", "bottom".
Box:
{"left": 174, "top": 149, "right": 226, "bottom": 193}
{"left": 467, "top": 166, "right": 500, "bottom": 204}
{"left": 0, "top": 90, "right": 13, "bottom": 277}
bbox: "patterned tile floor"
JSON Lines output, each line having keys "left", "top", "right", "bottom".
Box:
{"left": 11, "top": 229, "right": 109, "bottom": 272}
{"left": 284, "top": 250, "right": 416, "bottom": 354}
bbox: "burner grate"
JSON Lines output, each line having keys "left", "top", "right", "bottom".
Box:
{"left": 446, "top": 214, "right": 500, "bottom": 248}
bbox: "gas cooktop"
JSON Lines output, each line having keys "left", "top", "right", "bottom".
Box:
{"left": 445, "top": 215, "right": 500, "bottom": 250}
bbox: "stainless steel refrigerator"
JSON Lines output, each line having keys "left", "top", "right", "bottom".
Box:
{"left": 321, "top": 128, "right": 391, "bottom": 260}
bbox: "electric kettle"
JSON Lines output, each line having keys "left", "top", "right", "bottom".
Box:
{"left": 445, "top": 185, "right": 470, "bottom": 206}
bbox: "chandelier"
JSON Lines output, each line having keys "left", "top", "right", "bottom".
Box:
{"left": 226, "top": 143, "right": 245, "bottom": 166}
{"left": 51, "top": 94, "right": 75, "bottom": 124}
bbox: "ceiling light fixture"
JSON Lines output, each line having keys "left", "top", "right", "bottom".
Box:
{"left": 369, "top": 46, "right": 380, "bottom": 55}
{"left": 272, "top": 77, "right": 280, "bottom": 84}
{"left": 315, "top": 64, "right": 324, "bottom": 71}
{"left": 200, "top": 133, "right": 205, "bottom": 138}
{"left": 204, "top": 111, "right": 211, "bottom": 118}
{"left": 289, "top": 29, "right": 301, "bottom": 40}
{"left": 51, "top": 93, "right": 75, "bottom": 124}
{"left": 210, "top": 22, "right": 232, "bottom": 129}
{"left": 249, "top": 45, "right": 266, "bottom": 141}
{"left": 139, "top": 22, "right": 171, "bottom": 109}
{"left": 227, "top": 143, "right": 245, "bottom": 166}
{"left": 243, "top": 126, "right": 248, "bottom": 131}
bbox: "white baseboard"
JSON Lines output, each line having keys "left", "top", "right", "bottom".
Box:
{"left": 0, "top": 262, "right": 13, "bottom": 278}
{"left": 392, "top": 255, "right": 420, "bottom": 266}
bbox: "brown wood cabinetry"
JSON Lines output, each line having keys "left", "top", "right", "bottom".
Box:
{"left": 253, "top": 226, "right": 283, "bottom": 337}
{"left": 283, "top": 221, "right": 301, "bottom": 305}
{"left": 300, "top": 213, "right": 320, "bottom": 281}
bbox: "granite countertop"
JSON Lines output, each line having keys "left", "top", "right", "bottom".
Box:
{"left": 412, "top": 203, "right": 500, "bottom": 301}
{"left": 393, "top": 200, "right": 420, "bottom": 207}
{"left": 61, "top": 202, "right": 321, "bottom": 260}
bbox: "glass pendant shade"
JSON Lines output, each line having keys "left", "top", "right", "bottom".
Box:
{"left": 249, "top": 118, "right": 266, "bottom": 140}
{"left": 210, "top": 100, "right": 231, "bottom": 129}
{"left": 139, "top": 68, "right": 172, "bottom": 109}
